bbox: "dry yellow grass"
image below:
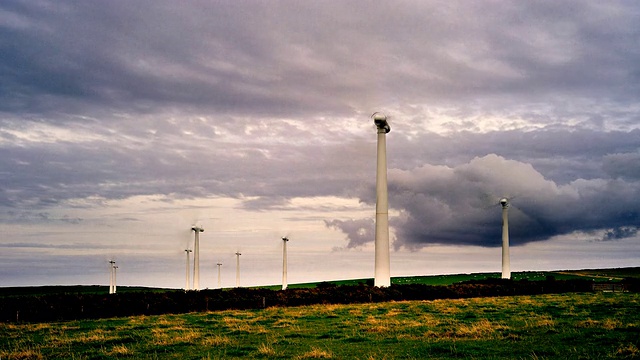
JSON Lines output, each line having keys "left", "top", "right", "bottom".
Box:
{"left": 525, "top": 314, "right": 555, "bottom": 329}
{"left": 257, "top": 343, "right": 276, "bottom": 356}
{"left": 295, "top": 346, "right": 333, "bottom": 359}
{"left": 201, "top": 334, "right": 233, "bottom": 347}
{"left": 151, "top": 326, "right": 202, "bottom": 346}
{"left": 104, "top": 344, "right": 131, "bottom": 356}
{"left": 0, "top": 347, "right": 45, "bottom": 360}
{"left": 615, "top": 343, "right": 640, "bottom": 357}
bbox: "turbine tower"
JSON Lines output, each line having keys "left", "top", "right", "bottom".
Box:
{"left": 235, "top": 252, "right": 241, "bottom": 288}
{"left": 216, "top": 262, "right": 222, "bottom": 289}
{"left": 372, "top": 112, "right": 391, "bottom": 287}
{"left": 500, "top": 198, "right": 511, "bottom": 279}
{"left": 184, "top": 249, "right": 192, "bottom": 290}
{"left": 108, "top": 260, "right": 116, "bottom": 294}
{"left": 112, "top": 265, "right": 118, "bottom": 294}
{"left": 282, "top": 237, "right": 289, "bottom": 290}
{"left": 191, "top": 226, "right": 204, "bottom": 290}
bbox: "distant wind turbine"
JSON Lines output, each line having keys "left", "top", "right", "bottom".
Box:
{"left": 500, "top": 198, "right": 511, "bottom": 279}
{"left": 184, "top": 249, "right": 192, "bottom": 290}
{"left": 108, "top": 260, "right": 116, "bottom": 294}
{"left": 216, "top": 262, "right": 222, "bottom": 289}
{"left": 235, "top": 252, "right": 241, "bottom": 288}
{"left": 191, "top": 226, "right": 204, "bottom": 290}
{"left": 282, "top": 237, "right": 289, "bottom": 290}
{"left": 112, "top": 264, "right": 118, "bottom": 294}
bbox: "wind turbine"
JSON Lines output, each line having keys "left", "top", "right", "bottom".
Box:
{"left": 235, "top": 252, "right": 241, "bottom": 288}
{"left": 191, "top": 226, "right": 204, "bottom": 290}
{"left": 282, "top": 237, "right": 289, "bottom": 290}
{"left": 112, "top": 264, "right": 118, "bottom": 294}
{"left": 184, "top": 249, "right": 192, "bottom": 290}
{"left": 372, "top": 112, "right": 391, "bottom": 287}
{"left": 499, "top": 198, "right": 511, "bottom": 279}
{"left": 216, "top": 262, "right": 222, "bottom": 289}
{"left": 108, "top": 260, "right": 116, "bottom": 294}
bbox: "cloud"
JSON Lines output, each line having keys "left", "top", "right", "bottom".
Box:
{"left": 325, "top": 218, "right": 374, "bottom": 249}
{"left": 329, "top": 154, "right": 640, "bottom": 250}
{"left": 602, "top": 226, "right": 638, "bottom": 241}
{"left": 2, "top": 1, "right": 639, "bottom": 122}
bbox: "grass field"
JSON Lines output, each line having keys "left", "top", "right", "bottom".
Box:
{"left": 2, "top": 267, "right": 638, "bottom": 296}
{"left": 1, "top": 292, "right": 639, "bottom": 359}
{"left": 258, "top": 267, "right": 640, "bottom": 291}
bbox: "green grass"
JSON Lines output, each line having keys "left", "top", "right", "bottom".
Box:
{"left": 3, "top": 267, "right": 637, "bottom": 296}
{"left": 2, "top": 292, "right": 639, "bottom": 359}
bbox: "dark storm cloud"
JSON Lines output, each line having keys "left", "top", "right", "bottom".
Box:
{"left": 332, "top": 153, "right": 640, "bottom": 249}
{"left": 602, "top": 227, "right": 638, "bottom": 241}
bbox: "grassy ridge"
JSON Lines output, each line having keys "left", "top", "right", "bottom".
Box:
{"left": 1, "top": 292, "right": 639, "bottom": 359}
{"left": 283, "top": 267, "right": 640, "bottom": 289}
{"left": 2, "top": 267, "right": 638, "bottom": 295}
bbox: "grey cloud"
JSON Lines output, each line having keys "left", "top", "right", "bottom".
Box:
{"left": 325, "top": 218, "right": 374, "bottom": 249}
{"left": 379, "top": 154, "right": 640, "bottom": 248}
{"left": 603, "top": 152, "right": 640, "bottom": 180}
{"left": 2, "top": 1, "right": 639, "bottom": 122}
{"left": 602, "top": 226, "right": 638, "bottom": 241}
{"left": 390, "top": 129, "right": 640, "bottom": 184}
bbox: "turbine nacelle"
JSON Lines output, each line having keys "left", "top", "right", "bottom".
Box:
{"left": 191, "top": 226, "right": 204, "bottom": 232}
{"left": 499, "top": 198, "right": 509, "bottom": 208}
{"left": 282, "top": 236, "right": 289, "bottom": 242}
{"left": 372, "top": 112, "right": 390, "bottom": 133}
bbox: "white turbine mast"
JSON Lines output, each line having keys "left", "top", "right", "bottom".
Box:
{"left": 372, "top": 112, "right": 391, "bottom": 287}
{"left": 108, "top": 260, "right": 116, "bottom": 294}
{"left": 191, "top": 225, "right": 204, "bottom": 290}
{"left": 500, "top": 197, "right": 511, "bottom": 279}
{"left": 282, "top": 237, "right": 289, "bottom": 290}
{"left": 112, "top": 264, "right": 119, "bottom": 294}
{"left": 216, "top": 262, "right": 222, "bottom": 289}
{"left": 235, "top": 252, "right": 241, "bottom": 288}
{"left": 184, "top": 249, "right": 192, "bottom": 290}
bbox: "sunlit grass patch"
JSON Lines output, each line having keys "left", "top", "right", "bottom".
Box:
{"left": 295, "top": 346, "right": 333, "bottom": 359}
{"left": 257, "top": 342, "right": 276, "bottom": 356}
{"left": 103, "top": 344, "right": 131, "bottom": 356}
{"left": 273, "top": 317, "right": 298, "bottom": 328}
{"left": 614, "top": 343, "right": 640, "bottom": 358}
{"left": 73, "top": 328, "right": 120, "bottom": 344}
{"left": 0, "top": 346, "right": 45, "bottom": 360}
{"left": 524, "top": 314, "right": 556, "bottom": 329}
{"left": 201, "top": 334, "right": 233, "bottom": 347}
{"left": 151, "top": 326, "right": 202, "bottom": 346}
{"left": 451, "top": 318, "right": 508, "bottom": 339}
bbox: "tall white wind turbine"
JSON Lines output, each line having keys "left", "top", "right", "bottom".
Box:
{"left": 216, "top": 262, "right": 222, "bottom": 289}
{"left": 282, "top": 237, "right": 289, "bottom": 290}
{"left": 500, "top": 198, "right": 511, "bottom": 279}
{"left": 372, "top": 112, "right": 391, "bottom": 287}
{"left": 112, "top": 265, "right": 118, "bottom": 294}
{"left": 184, "top": 249, "right": 192, "bottom": 290}
{"left": 108, "top": 260, "right": 116, "bottom": 294}
{"left": 191, "top": 226, "right": 204, "bottom": 290}
{"left": 235, "top": 252, "right": 241, "bottom": 288}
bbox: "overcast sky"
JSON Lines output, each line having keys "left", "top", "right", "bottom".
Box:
{"left": 1, "top": 1, "right": 639, "bottom": 289}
